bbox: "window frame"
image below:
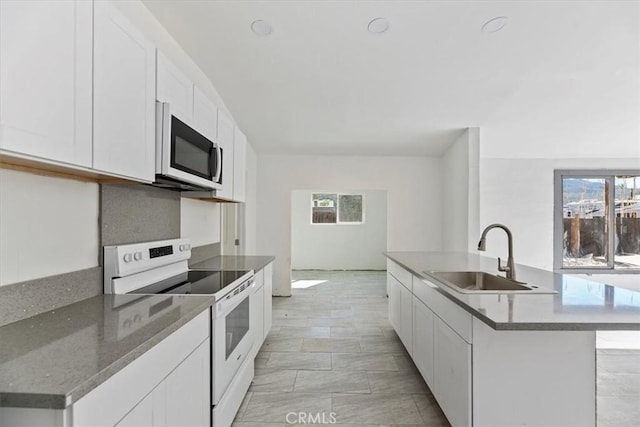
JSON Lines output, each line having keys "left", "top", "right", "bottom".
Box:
{"left": 310, "top": 192, "right": 365, "bottom": 225}
{"left": 553, "top": 169, "right": 640, "bottom": 274}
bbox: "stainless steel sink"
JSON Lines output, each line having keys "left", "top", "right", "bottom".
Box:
{"left": 429, "top": 271, "right": 557, "bottom": 294}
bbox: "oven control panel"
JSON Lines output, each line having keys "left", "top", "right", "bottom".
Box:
{"left": 103, "top": 238, "right": 192, "bottom": 293}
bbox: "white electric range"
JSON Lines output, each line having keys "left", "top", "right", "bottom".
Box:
{"left": 103, "top": 238, "right": 255, "bottom": 427}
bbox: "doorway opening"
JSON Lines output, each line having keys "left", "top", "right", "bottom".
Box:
{"left": 290, "top": 189, "right": 388, "bottom": 291}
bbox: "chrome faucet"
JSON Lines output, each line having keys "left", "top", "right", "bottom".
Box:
{"left": 478, "top": 224, "right": 516, "bottom": 281}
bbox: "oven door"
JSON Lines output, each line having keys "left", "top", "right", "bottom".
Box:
{"left": 157, "top": 102, "right": 222, "bottom": 190}
{"left": 212, "top": 283, "right": 254, "bottom": 404}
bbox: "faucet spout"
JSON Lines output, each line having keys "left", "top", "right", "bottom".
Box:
{"left": 477, "top": 224, "right": 516, "bottom": 281}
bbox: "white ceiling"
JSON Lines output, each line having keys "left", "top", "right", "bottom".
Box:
{"left": 142, "top": 0, "right": 639, "bottom": 156}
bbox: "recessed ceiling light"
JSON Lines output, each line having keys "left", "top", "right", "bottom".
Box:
{"left": 481, "top": 16, "right": 508, "bottom": 33}
{"left": 368, "top": 17, "right": 389, "bottom": 34}
{"left": 251, "top": 20, "right": 272, "bottom": 36}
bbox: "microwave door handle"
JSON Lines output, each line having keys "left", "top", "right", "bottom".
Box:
{"left": 214, "top": 143, "right": 222, "bottom": 183}
{"left": 209, "top": 144, "right": 217, "bottom": 181}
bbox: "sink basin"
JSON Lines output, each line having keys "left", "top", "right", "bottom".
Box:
{"left": 429, "top": 271, "right": 556, "bottom": 294}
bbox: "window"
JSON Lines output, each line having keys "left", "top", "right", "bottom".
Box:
{"left": 554, "top": 170, "right": 640, "bottom": 272}
{"left": 311, "top": 193, "right": 364, "bottom": 224}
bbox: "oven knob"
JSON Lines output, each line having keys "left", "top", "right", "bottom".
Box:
{"left": 123, "top": 253, "right": 133, "bottom": 263}
{"left": 123, "top": 319, "right": 132, "bottom": 329}
{"left": 134, "top": 252, "right": 143, "bottom": 261}
{"left": 179, "top": 244, "right": 185, "bottom": 251}
{"left": 133, "top": 314, "right": 142, "bottom": 323}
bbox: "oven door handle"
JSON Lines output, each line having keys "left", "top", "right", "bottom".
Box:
{"left": 215, "top": 282, "right": 252, "bottom": 318}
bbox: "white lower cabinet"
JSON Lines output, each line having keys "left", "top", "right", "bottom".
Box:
{"left": 163, "top": 340, "right": 210, "bottom": 427}
{"left": 387, "top": 273, "right": 401, "bottom": 333}
{"left": 249, "top": 276, "right": 265, "bottom": 359}
{"left": 262, "top": 262, "right": 273, "bottom": 339}
{"left": 412, "top": 298, "right": 434, "bottom": 386}
{"left": 250, "top": 262, "right": 273, "bottom": 358}
{"left": 72, "top": 311, "right": 210, "bottom": 427}
{"left": 399, "top": 282, "right": 413, "bottom": 356}
{"left": 433, "top": 317, "right": 472, "bottom": 427}
{"left": 115, "top": 394, "right": 153, "bottom": 427}
{"left": 387, "top": 272, "right": 412, "bottom": 355}
{"left": 115, "top": 338, "right": 209, "bottom": 427}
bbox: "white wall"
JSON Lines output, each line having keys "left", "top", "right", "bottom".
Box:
{"left": 441, "top": 128, "right": 480, "bottom": 252}
{"left": 180, "top": 198, "right": 221, "bottom": 247}
{"left": 0, "top": 169, "right": 99, "bottom": 286}
{"left": 291, "top": 189, "right": 387, "bottom": 270}
{"left": 479, "top": 157, "right": 640, "bottom": 272}
{"left": 256, "top": 155, "right": 442, "bottom": 296}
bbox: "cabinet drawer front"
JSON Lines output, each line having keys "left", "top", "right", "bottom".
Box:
{"left": 414, "top": 277, "right": 472, "bottom": 344}
{"left": 387, "top": 260, "right": 412, "bottom": 291}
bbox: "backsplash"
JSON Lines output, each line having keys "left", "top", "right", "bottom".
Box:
{"left": 0, "top": 267, "right": 102, "bottom": 327}
{"left": 0, "top": 180, "right": 221, "bottom": 327}
{"left": 101, "top": 183, "right": 180, "bottom": 246}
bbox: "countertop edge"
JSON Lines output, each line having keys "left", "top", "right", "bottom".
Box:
{"left": 384, "top": 252, "right": 640, "bottom": 332}
{"left": 189, "top": 255, "right": 275, "bottom": 272}
{"left": 0, "top": 297, "right": 214, "bottom": 410}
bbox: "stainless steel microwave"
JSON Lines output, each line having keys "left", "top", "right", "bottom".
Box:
{"left": 155, "top": 101, "right": 222, "bottom": 191}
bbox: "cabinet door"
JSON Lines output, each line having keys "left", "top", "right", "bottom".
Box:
{"left": 399, "top": 284, "right": 413, "bottom": 356}
{"left": 115, "top": 393, "right": 153, "bottom": 427}
{"left": 156, "top": 51, "right": 193, "bottom": 123}
{"left": 216, "top": 110, "right": 235, "bottom": 200}
{"left": 93, "top": 0, "right": 155, "bottom": 182}
{"left": 412, "top": 297, "right": 435, "bottom": 387}
{"left": 233, "top": 127, "right": 247, "bottom": 202}
{"left": 193, "top": 86, "right": 217, "bottom": 141}
{"left": 164, "top": 340, "right": 210, "bottom": 427}
{"left": 0, "top": 0, "right": 92, "bottom": 167}
{"left": 434, "top": 317, "right": 472, "bottom": 427}
{"left": 387, "top": 273, "right": 401, "bottom": 332}
{"left": 263, "top": 263, "right": 273, "bottom": 339}
{"left": 250, "top": 283, "right": 265, "bottom": 357}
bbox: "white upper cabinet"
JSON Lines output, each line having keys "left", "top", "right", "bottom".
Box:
{"left": 233, "top": 127, "right": 247, "bottom": 203}
{"left": 193, "top": 86, "right": 217, "bottom": 141}
{"left": 156, "top": 50, "right": 193, "bottom": 124}
{"left": 92, "top": 0, "right": 156, "bottom": 182}
{"left": 0, "top": 0, "right": 92, "bottom": 167}
{"left": 216, "top": 110, "right": 235, "bottom": 200}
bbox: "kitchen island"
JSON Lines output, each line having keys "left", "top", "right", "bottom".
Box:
{"left": 385, "top": 251, "right": 640, "bottom": 427}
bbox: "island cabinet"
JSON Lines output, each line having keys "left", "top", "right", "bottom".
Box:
{"left": 387, "top": 262, "right": 413, "bottom": 356}
{"left": 388, "top": 260, "right": 596, "bottom": 427}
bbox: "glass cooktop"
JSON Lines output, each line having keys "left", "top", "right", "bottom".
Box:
{"left": 128, "top": 270, "right": 251, "bottom": 295}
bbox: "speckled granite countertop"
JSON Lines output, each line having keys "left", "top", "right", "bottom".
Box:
{"left": 385, "top": 252, "right": 640, "bottom": 331}
{"left": 0, "top": 294, "right": 213, "bottom": 409}
{"left": 189, "top": 255, "right": 275, "bottom": 272}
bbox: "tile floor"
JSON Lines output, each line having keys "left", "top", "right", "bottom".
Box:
{"left": 232, "top": 270, "right": 640, "bottom": 427}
